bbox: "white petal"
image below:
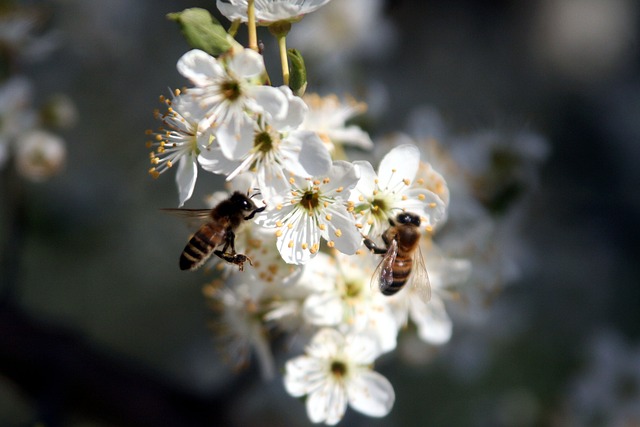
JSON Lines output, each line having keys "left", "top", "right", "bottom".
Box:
{"left": 412, "top": 295, "right": 452, "bottom": 345}
{"left": 307, "top": 381, "right": 348, "bottom": 425}
{"left": 343, "top": 332, "right": 380, "bottom": 365}
{"left": 324, "top": 160, "right": 360, "bottom": 195}
{"left": 248, "top": 85, "right": 288, "bottom": 121}
{"left": 227, "top": 48, "right": 265, "bottom": 79}
{"left": 351, "top": 160, "right": 377, "bottom": 200}
{"left": 323, "top": 205, "right": 361, "bottom": 256}
{"left": 306, "top": 328, "right": 343, "bottom": 359}
{"left": 276, "top": 208, "right": 320, "bottom": 264}
{"left": 303, "top": 293, "right": 343, "bottom": 326}
{"left": 273, "top": 85, "right": 307, "bottom": 130}
{"left": 399, "top": 188, "right": 447, "bottom": 227}
{"left": 378, "top": 144, "right": 420, "bottom": 190}
{"left": 282, "top": 132, "right": 332, "bottom": 177}
{"left": 215, "top": 116, "right": 255, "bottom": 160}
{"left": 284, "top": 356, "right": 326, "bottom": 397}
{"left": 176, "top": 154, "right": 197, "bottom": 207}
{"left": 346, "top": 371, "right": 395, "bottom": 418}
{"left": 328, "top": 126, "right": 374, "bottom": 149}
{"left": 176, "top": 49, "right": 224, "bottom": 86}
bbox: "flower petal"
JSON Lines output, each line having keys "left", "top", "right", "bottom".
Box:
{"left": 284, "top": 355, "right": 326, "bottom": 397}
{"left": 227, "top": 48, "right": 265, "bottom": 79}
{"left": 304, "top": 293, "right": 344, "bottom": 326}
{"left": 377, "top": 144, "right": 420, "bottom": 190}
{"left": 176, "top": 154, "right": 197, "bottom": 207}
{"left": 307, "top": 380, "right": 348, "bottom": 425}
{"left": 248, "top": 85, "right": 288, "bottom": 121}
{"left": 346, "top": 371, "right": 395, "bottom": 418}
{"left": 412, "top": 294, "right": 453, "bottom": 345}
{"left": 177, "top": 49, "right": 224, "bottom": 86}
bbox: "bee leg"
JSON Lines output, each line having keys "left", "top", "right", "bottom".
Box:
{"left": 213, "top": 250, "right": 250, "bottom": 271}
{"left": 364, "top": 237, "right": 387, "bottom": 255}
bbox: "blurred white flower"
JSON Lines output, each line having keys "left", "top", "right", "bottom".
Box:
{"left": 300, "top": 93, "right": 373, "bottom": 152}
{"left": 147, "top": 93, "right": 212, "bottom": 207}
{"left": 259, "top": 160, "right": 361, "bottom": 264}
{"left": 217, "top": 0, "right": 333, "bottom": 25}
{"left": 15, "top": 130, "right": 65, "bottom": 182}
{"left": 177, "top": 49, "right": 287, "bottom": 159}
{"left": 288, "top": 0, "right": 396, "bottom": 62}
{"left": 284, "top": 328, "right": 395, "bottom": 424}
{"left": 351, "top": 144, "right": 447, "bottom": 238}
{"left": 204, "top": 281, "right": 276, "bottom": 380}
{"left": 199, "top": 86, "right": 332, "bottom": 201}
{"left": 388, "top": 241, "right": 471, "bottom": 345}
{"left": 300, "top": 252, "right": 398, "bottom": 352}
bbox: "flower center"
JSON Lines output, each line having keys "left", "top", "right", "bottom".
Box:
{"left": 254, "top": 130, "right": 274, "bottom": 153}
{"left": 344, "top": 280, "right": 362, "bottom": 298}
{"left": 330, "top": 360, "right": 347, "bottom": 378}
{"left": 300, "top": 190, "right": 319, "bottom": 211}
{"left": 371, "top": 195, "right": 390, "bottom": 221}
{"left": 221, "top": 80, "right": 241, "bottom": 101}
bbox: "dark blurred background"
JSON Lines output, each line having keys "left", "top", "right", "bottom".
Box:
{"left": 1, "top": 0, "right": 639, "bottom": 426}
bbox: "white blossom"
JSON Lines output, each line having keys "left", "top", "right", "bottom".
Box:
{"left": 299, "top": 252, "right": 398, "bottom": 352}
{"left": 259, "top": 160, "right": 361, "bottom": 264}
{"left": 177, "top": 48, "right": 287, "bottom": 160}
{"left": 198, "top": 86, "right": 332, "bottom": 201}
{"left": 14, "top": 130, "right": 66, "bottom": 182}
{"left": 147, "top": 93, "right": 211, "bottom": 207}
{"left": 300, "top": 93, "right": 373, "bottom": 152}
{"left": 351, "top": 144, "right": 447, "bottom": 238}
{"left": 217, "top": 0, "right": 333, "bottom": 25}
{"left": 284, "top": 328, "right": 395, "bottom": 425}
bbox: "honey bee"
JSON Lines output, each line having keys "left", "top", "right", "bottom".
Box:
{"left": 363, "top": 212, "right": 431, "bottom": 302}
{"left": 163, "top": 192, "right": 266, "bottom": 271}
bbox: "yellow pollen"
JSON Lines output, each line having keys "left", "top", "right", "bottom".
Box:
{"left": 319, "top": 223, "right": 326, "bottom": 230}
{"left": 145, "top": 141, "right": 152, "bottom": 149}
{"left": 429, "top": 202, "right": 437, "bottom": 208}
{"left": 313, "top": 179, "right": 320, "bottom": 185}
{"left": 323, "top": 177, "right": 330, "bottom": 184}
{"left": 374, "top": 179, "right": 379, "bottom": 184}
{"left": 289, "top": 177, "right": 295, "bottom": 184}
{"left": 401, "top": 195, "right": 407, "bottom": 200}
{"left": 301, "top": 243, "right": 308, "bottom": 250}
{"left": 276, "top": 221, "right": 283, "bottom": 227}
{"left": 418, "top": 194, "right": 426, "bottom": 200}
{"left": 335, "top": 229, "right": 342, "bottom": 237}
{"left": 310, "top": 244, "right": 319, "bottom": 254}
{"left": 336, "top": 186, "right": 343, "bottom": 193}
{"left": 276, "top": 204, "right": 283, "bottom": 210}
{"left": 166, "top": 161, "right": 173, "bottom": 168}
{"left": 174, "top": 88, "right": 181, "bottom": 96}
{"left": 327, "top": 240, "right": 335, "bottom": 248}
{"left": 324, "top": 201, "right": 329, "bottom": 208}
{"left": 288, "top": 240, "right": 294, "bottom": 248}
{"left": 355, "top": 249, "right": 363, "bottom": 255}
{"left": 356, "top": 223, "right": 363, "bottom": 229}
{"left": 276, "top": 229, "right": 283, "bottom": 237}
{"left": 347, "top": 206, "right": 354, "bottom": 212}
{"left": 417, "top": 178, "right": 425, "bottom": 185}
{"left": 155, "top": 134, "right": 163, "bottom": 141}
{"left": 403, "top": 178, "right": 410, "bottom": 185}
{"left": 287, "top": 223, "right": 293, "bottom": 229}
{"left": 372, "top": 190, "right": 378, "bottom": 196}
{"left": 391, "top": 168, "right": 397, "bottom": 173}
{"left": 426, "top": 225, "right": 433, "bottom": 232}
{"left": 325, "top": 214, "right": 332, "bottom": 221}
{"left": 367, "top": 218, "right": 374, "bottom": 225}
{"left": 291, "top": 191, "right": 299, "bottom": 197}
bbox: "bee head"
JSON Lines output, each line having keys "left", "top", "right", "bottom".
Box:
{"left": 230, "top": 191, "right": 266, "bottom": 220}
{"left": 395, "top": 212, "right": 421, "bottom": 227}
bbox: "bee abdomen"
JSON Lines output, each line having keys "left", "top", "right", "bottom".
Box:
{"left": 381, "top": 258, "right": 412, "bottom": 295}
{"left": 179, "top": 227, "right": 219, "bottom": 270}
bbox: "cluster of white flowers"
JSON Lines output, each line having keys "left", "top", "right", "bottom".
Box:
{"left": 0, "top": 5, "right": 75, "bottom": 182}
{"left": 147, "top": 1, "right": 542, "bottom": 424}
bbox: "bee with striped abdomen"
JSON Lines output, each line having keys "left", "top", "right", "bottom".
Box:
{"left": 363, "top": 212, "right": 431, "bottom": 302}
{"left": 163, "top": 191, "right": 266, "bottom": 271}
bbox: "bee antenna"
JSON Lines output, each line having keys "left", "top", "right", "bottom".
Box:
{"left": 249, "top": 189, "right": 261, "bottom": 199}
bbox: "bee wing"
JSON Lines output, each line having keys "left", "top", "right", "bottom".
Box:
{"left": 160, "top": 208, "right": 212, "bottom": 228}
{"left": 410, "top": 244, "right": 432, "bottom": 303}
{"left": 371, "top": 239, "right": 398, "bottom": 294}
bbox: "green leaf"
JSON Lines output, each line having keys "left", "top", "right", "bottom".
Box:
{"left": 287, "top": 49, "right": 307, "bottom": 96}
{"left": 167, "top": 8, "right": 232, "bottom": 57}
